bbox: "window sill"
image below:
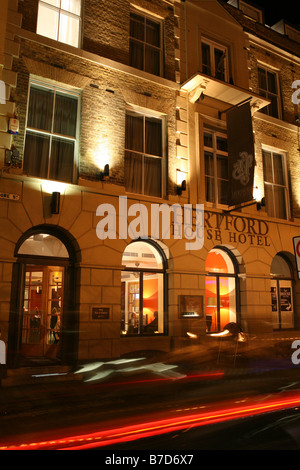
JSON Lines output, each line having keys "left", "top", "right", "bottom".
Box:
{"left": 16, "top": 28, "right": 180, "bottom": 91}
{"left": 254, "top": 111, "right": 299, "bottom": 131}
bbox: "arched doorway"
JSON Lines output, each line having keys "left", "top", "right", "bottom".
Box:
{"left": 205, "top": 247, "right": 238, "bottom": 333}
{"left": 8, "top": 226, "right": 79, "bottom": 367}
{"left": 270, "top": 253, "right": 295, "bottom": 330}
{"left": 121, "top": 240, "right": 167, "bottom": 336}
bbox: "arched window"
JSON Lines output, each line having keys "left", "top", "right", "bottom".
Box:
{"left": 205, "top": 248, "right": 238, "bottom": 333}
{"left": 121, "top": 240, "right": 166, "bottom": 336}
{"left": 270, "top": 254, "right": 294, "bottom": 329}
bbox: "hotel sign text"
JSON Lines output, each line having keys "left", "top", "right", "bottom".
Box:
{"left": 204, "top": 211, "right": 270, "bottom": 247}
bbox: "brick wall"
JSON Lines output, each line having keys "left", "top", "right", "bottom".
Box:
{"left": 10, "top": 37, "right": 178, "bottom": 192}
{"left": 18, "top": 0, "right": 176, "bottom": 81}
{"left": 0, "top": 0, "right": 21, "bottom": 168}
{"left": 248, "top": 42, "right": 300, "bottom": 220}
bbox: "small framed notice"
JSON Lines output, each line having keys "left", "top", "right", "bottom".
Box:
{"left": 92, "top": 307, "right": 110, "bottom": 320}
{"left": 179, "top": 295, "right": 203, "bottom": 319}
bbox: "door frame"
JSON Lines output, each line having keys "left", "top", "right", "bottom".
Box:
{"left": 8, "top": 225, "right": 80, "bottom": 368}
{"left": 21, "top": 264, "right": 65, "bottom": 359}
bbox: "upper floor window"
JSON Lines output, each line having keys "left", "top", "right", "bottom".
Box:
{"left": 23, "top": 80, "right": 80, "bottom": 184}
{"left": 262, "top": 149, "right": 288, "bottom": 220}
{"left": 125, "top": 109, "right": 165, "bottom": 198}
{"left": 129, "top": 11, "right": 162, "bottom": 76}
{"left": 201, "top": 39, "right": 228, "bottom": 82}
{"left": 204, "top": 130, "right": 228, "bottom": 205}
{"left": 37, "top": 0, "right": 81, "bottom": 48}
{"left": 258, "top": 66, "right": 280, "bottom": 119}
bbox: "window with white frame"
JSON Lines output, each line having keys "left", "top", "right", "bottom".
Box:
{"left": 125, "top": 109, "right": 165, "bottom": 198}
{"left": 204, "top": 130, "right": 228, "bottom": 205}
{"left": 201, "top": 39, "right": 228, "bottom": 82}
{"left": 258, "top": 66, "right": 281, "bottom": 119}
{"left": 262, "top": 149, "right": 289, "bottom": 219}
{"left": 121, "top": 240, "right": 166, "bottom": 337}
{"left": 129, "top": 10, "right": 162, "bottom": 76}
{"left": 23, "top": 80, "right": 80, "bottom": 184}
{"left": 37, "top": 0, "right": 81, "bottom": 48}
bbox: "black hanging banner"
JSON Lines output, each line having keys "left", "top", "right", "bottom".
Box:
{"left": 227, "top": 101, "right": 255, "bottom": 206}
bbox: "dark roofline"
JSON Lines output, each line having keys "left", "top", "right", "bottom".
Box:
{"left": 218, "top": 0, "right": 300, "bottom": 56}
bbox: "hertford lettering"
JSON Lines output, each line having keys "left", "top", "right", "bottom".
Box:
{"left": 204, "top": 211, "right": 270, "bottom": 246}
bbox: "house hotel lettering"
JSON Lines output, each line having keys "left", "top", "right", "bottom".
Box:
{"left": 0, "top": 0, "right": 299, "bottom": 382}
{"left": 205, "top": 212, "right": 270, "bottom": 246}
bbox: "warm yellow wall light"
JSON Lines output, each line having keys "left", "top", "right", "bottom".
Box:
{"left": 41, "top": 180, "right": 67, "bottom": 195}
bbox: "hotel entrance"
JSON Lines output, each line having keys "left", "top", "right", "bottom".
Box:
{"left": 8, "top": 227, "right": 79, "bottom": 367}
{"left": 21, "top": 265, "right": 64, "bottom": 359}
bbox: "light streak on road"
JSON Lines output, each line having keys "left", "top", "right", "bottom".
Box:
{"left": 1, "top": 391, "right": 300, "bottom": 450}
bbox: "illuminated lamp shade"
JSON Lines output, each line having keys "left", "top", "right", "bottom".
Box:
{"left": 206, "top": 297, "right": 224, "bottom": 308}
{"left": 206, "top": 297, "right": 217, "bottom": 308}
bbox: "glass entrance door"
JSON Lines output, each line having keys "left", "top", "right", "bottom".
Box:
{"left": 21, "top": 265, "right": 64, "bottom": 358}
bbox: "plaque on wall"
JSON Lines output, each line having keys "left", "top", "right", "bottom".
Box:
{"left": 179, "top": 295, "right": 203, "bottom": 318}
{"left": 92, "top": 307, "right": 110, "bottom": 320}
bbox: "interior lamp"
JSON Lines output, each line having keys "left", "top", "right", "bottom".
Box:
{"left": 206, "top": 297, "right": 217, "bottom": 308}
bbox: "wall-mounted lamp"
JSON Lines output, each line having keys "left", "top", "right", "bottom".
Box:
{"left": 99, "top": 163, "right": 109, "bottom": 181}
{"left": 223, "top": 197, "right": 266, "bottom": 214}
{"left": 176, "top": 169, "right": 187, "bottom": 195}
{"left": 256, "top": 196, "right": 265, "bottom": 210}
{"left": 177, "top": 179, "right": 186, "bottom": 195}
{"left": 51, "top": 192, "right": 60, "bottom": 214}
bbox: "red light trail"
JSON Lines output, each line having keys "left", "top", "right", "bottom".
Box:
{"left": 1, "top": 390, "right": 300, "bottom": 450}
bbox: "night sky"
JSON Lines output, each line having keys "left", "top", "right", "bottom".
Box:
{"left": 251, "top": 0, "right": 299, "bottom": 27}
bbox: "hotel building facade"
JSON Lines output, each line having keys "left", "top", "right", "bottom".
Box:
{"left": 0, "top": 0, "right": 299, "bottom": 378}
